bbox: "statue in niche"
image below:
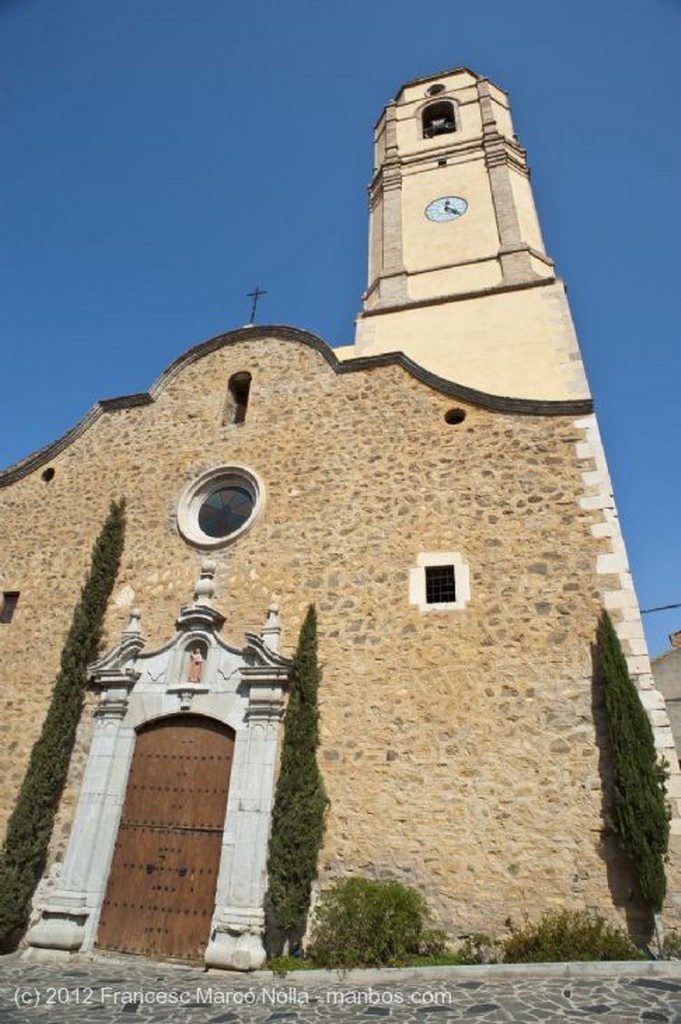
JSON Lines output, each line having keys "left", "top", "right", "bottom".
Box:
{"left": 187, "top": 646, "right": 205, "bottom": 683}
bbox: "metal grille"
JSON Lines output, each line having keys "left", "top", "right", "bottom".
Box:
{"left": 425, "top": 565, "right": 456, "bottom": 604}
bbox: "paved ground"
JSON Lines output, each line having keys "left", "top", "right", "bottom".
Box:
{"left": 1, "top": 953, "right": 680, "bottom": 1022}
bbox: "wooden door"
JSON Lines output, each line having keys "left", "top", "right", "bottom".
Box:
{"left": 97, "top": 715, "right": 234, "bottom": 962}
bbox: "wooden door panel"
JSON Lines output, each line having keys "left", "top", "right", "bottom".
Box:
{"left": 121, "top": 719, "right": 233, "bottom": 829}
{"left": 97, "top": 715, "right": 233, "bottom": 962}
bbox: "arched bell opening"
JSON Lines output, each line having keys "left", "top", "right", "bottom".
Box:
{"left": 422, "top": 100, "right": 456, "bottom": 139}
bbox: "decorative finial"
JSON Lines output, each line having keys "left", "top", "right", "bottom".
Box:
{"left": 116, "top": 605, "right": 145, "bottom": 666}
{"left": 194, "top": 560, "right": 216, "bottom": 606}
{"left": 262, "top": 603, "right": 281, "bottom": 652}
{"left": 123, "top": 607, "right": 141, "bottom": 635}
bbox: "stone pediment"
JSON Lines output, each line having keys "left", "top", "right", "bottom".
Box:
{"left": 88, "top": 560, "right": 291, "bottom": 716}
{"left": 0, "top": 324, "right": 594, "bottom": 487}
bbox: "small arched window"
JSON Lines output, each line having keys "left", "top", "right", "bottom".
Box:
{"left": 226, "top": 371, "right": 252, "bottom": 425}
{"left": 422, "top": 101, "right": 456, "bottom": 139}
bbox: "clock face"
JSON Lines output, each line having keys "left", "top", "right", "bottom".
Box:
{"left": 425, "top": 196, "right": 468, "bottom": 222}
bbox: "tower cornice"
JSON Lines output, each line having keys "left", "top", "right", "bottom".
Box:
{"left": 393, "top": 67, "right": 506, "bottom": 100}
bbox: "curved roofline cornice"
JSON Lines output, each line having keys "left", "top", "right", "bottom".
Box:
{"left": 0, "top": 324, "right": 593, "bottom": 487}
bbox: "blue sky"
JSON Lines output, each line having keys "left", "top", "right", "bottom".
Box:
{"left": 1, "top": 0, "right": 679, "bottom": 654}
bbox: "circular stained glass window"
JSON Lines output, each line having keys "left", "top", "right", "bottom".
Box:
{"left": 177, "top": 466, "right": 264, "bottom": 549}
{"left": 198, "top": 485, "right": 254, "bottom": 538}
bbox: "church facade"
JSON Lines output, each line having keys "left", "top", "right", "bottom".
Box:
{"left": 1, "top": 67, "right": 679, "bottom": 968}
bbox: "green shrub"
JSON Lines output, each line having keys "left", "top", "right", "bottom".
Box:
{"left": 308, "top": 877, "right": 444, "bottom": 969}
{"left": 266, "top": 606, "right": 328, "bottom": 948}
{"left": 418, "top": 926, "right": 449, "bottom": 957}
{"left": 662, "top": 931, "right": 681, "bottom": 960}
{"left": 598, "top": 609, "right": 669, "bottom": 912}
{"left": 405, "top": 951, "right": 459, "bottom": 967}
{"left": 0, "top": 499, "right": 125, "bottom": 948}
{"left": 502, "top": 909, "right": 642, "bottom": 963}
{"left": 454, "top": 932, "right": 502, "bottom": 965}
{"left": 267, "top": 955, "right": 316, "bottom": 976}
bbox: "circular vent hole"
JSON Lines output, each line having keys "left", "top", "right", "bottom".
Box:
{"left": 444, "top": 408, "right": 466, "bottom": 425}
{"left": 41, "top": 467, "right": 55, "bottom": 482}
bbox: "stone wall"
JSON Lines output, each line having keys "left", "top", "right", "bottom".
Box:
{"left": 653, "top": 645, "right": 681, "bottom": 760}
{"left": 0, "top": 329, "right": 676, "bottom": 938}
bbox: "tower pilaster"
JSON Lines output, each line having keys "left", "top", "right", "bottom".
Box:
{"left": 478, "top": 80, "right": 535, "bottom": 284}
{"left": 367, "top": 101, "right": 408, "bottom": 307}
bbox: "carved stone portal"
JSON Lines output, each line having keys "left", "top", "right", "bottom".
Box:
{"left": 26, "top": 561, "right": 291, "bottom": 970}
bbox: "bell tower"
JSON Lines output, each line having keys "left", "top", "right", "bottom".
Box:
{"left": 349, "top": 68, "right": 589, "bottom": 403}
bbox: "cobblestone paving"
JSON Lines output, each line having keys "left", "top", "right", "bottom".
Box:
{"left": 1, "top": 954, "right": 680, "bottom": 1023}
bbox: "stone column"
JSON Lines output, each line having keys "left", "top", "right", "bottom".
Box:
{"left": 204, "top": 664, "right": 288, "bottom": 971}
{"left": 26, "top": 669, "right": 137, "bottom": 953}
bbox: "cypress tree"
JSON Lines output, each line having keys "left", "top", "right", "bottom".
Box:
{"left": 0, "top": 498, "right": 126, "bottom": 948}
{"left": 267, "top": 605, "right": 328, "bottom": 946}
{"left": 598, "top": 608, "right": 669, "bottom": 912}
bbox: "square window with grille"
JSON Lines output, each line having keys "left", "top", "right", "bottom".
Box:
{"left": 425, "top": 565, "right": 456, "bottom": 604}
